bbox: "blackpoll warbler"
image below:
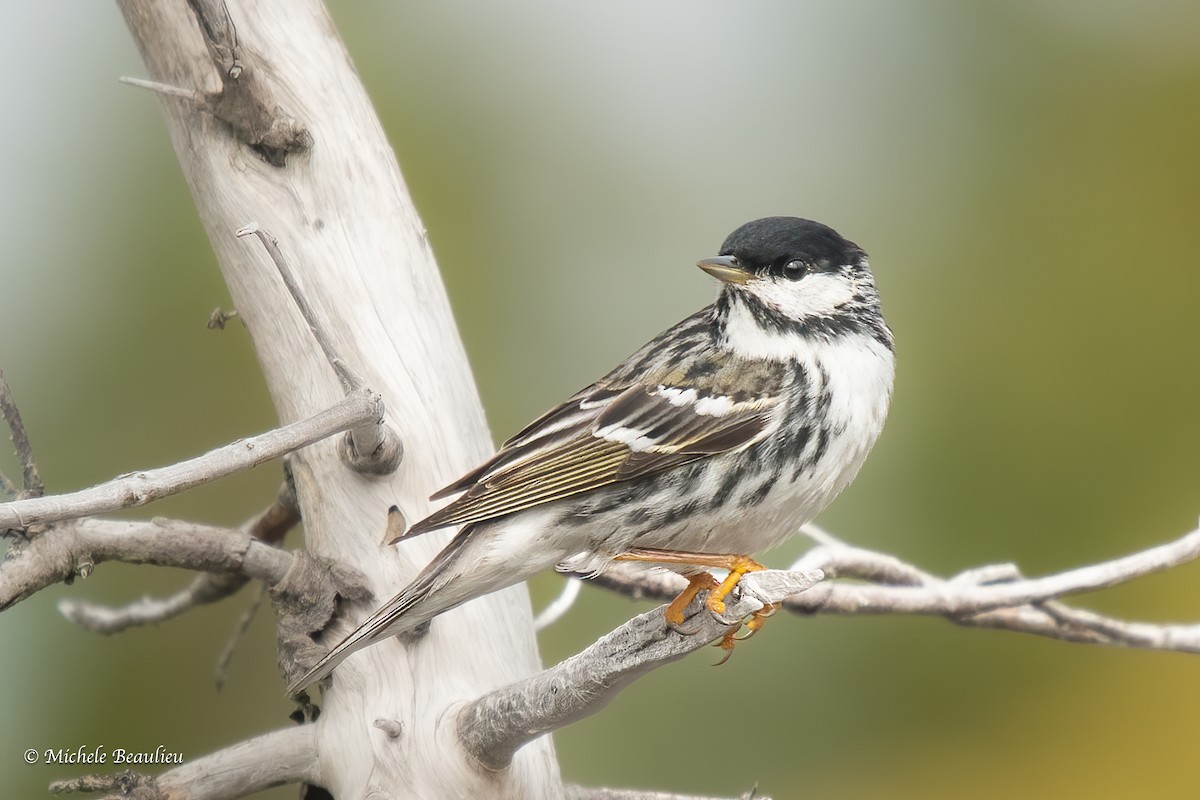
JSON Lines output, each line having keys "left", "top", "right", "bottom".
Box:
{"left": 289, "top": 216, "right": 894, "bottom": 693}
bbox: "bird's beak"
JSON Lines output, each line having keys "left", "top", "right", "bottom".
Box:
{"left": 696, "top": 255, "right": 751, "bottom": 285}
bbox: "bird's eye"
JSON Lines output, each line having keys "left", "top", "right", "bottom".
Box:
{"left": 784, "top": 259, "right": 807, "bottom": 275}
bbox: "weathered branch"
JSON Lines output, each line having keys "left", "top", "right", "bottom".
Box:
{"left": 450, "top": 521, "right": 1200, "bottom": 777}
{"left": 0, "top": 517, "right": 292, "bottom": 612}
{"left": 58, "top": 572, "right": 249, "bottom": 634}
{"left": 214, "top": 582, "right": 267, "bottom": 689}
{"left": 789, "top": 525, "right": 1200, "bottom": 616}
{"left": 49, "top": 725, "right": 317, "bottom": 800}
{"left": 0, "top": 387, "right": 380, "bottom": 531}
{"left": 237, "top": 224, "right": 402, "bottom": 475}
{"left": 55, "top": 485, "right": 300, "bottom": 633}
{"left": 119, "top": 6, "right": 312, "bottom": 170}
{"left": 587, "top": 521, "right": 1200, "bottom": 653}
{"left": 458, "top": 570, "right": 823, "bottom": 770}
{"left": 0, "top": 368, "right": 44, "bottom": 500}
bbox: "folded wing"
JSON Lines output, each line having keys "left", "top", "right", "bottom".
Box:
{"left": 406, "top": 380, "right": 780, "bottom": 535}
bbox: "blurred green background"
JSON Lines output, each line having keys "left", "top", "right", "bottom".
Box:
{"left": 3, "top": 2, "right": 1199, "bottom": 797}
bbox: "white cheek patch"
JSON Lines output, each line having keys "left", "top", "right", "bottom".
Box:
{"left": 747, "top": 272, "right": 858, "bottom": 320}
{"left": 722, "top": 302, "right": 802, "bottom": 361}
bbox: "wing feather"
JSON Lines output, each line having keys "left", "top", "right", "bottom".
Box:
{"left": 429, "top": 389, "right": 608, "bottom": 500}
{"left": 407, "top": 378, "right": 780, "bottom": 536}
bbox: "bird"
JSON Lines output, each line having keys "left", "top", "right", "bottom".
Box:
{"left": 288, "top": 216, "right": 894, "bottom": 694}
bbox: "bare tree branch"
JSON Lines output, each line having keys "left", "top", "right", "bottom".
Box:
{"left": 0, "top": 467, "right": 17, "bottom": 500}
{"left": 0, "top": 387, "right": 380, "bottom": 531}
{"left": 54, "top": 485, "right": 301, "bottom": 634}
{"left": 0, "top": 368, "right": 44, "bottom": 499}
{"left": 0, "top": 518, "right": 293, "bottom": 612}
{"left": 49, "top": 725, "right": 317, "bottom": 800}
{"left": 214, "top": 582, "right": 267, "bottom": 689}
{"left": 458, "top": 570, "right": 824, "bottom": 771}
{"left": 206, "top": 307, "right": 240, "bottom": 329}
{"left": 451, "top": 521, "right": 1200, "bottom": 775}
{"left": 789, "top": 526, "right": 1200, "bottom": 615}
{"left": 118, "top": 74, "right": 207, "bottom": 103}
{"left": 588, "top": 521, "right": 1200, "bottom": 654}
{"left": 58, "top": 572, "right": 248, "bottom": 634}
{"left": 236, "top": 224, "right": 402, "bottom": 475}
{"left": 533, "top": 576, "right": 583, "bottom": 631}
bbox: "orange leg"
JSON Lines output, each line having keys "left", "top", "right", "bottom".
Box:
{"left": 615, "top": 547, "right": 767, "bottom": 615}
{"left": 615, "top": 548, "right": 773, "bottom": 663}
{"left": 614, "top": 546, "right": 772, "bottom": 666}
{"left": 662, "top": 573, "right": 720, "bottom": 626}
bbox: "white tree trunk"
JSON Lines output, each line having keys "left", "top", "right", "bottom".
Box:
{"left": 115, "top": 1, "right": 562, "bottom": 796}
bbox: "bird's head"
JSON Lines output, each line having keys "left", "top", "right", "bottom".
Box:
{"left": 699, "top": 216, "right": 891, "bottom": 357}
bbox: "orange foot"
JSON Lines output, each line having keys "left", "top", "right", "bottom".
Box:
{"left": 614, "top": 548, "right": 773, "bottom": 662}
{"left": 663, "top": 572, "right": 720, "bottom": 626}
{"left": 715, "top": 602, "right": 779, "bottom": 665}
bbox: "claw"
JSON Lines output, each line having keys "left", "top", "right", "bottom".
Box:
{"left": 711, "top": 601, "right": 780, "bottom": 663}
{"left": 713, "top": 629, "right": 738, "bottom": 666}
{"left": 734, "top": 627, "right": 759, "bottom": 642}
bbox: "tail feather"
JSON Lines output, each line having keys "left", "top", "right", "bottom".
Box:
{"left": 286, "top": 526, "right": 477, "bottom": 695}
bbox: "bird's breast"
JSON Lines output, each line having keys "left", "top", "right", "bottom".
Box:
{"left": 623, "top": 333, "right": 894, "bottom": 556}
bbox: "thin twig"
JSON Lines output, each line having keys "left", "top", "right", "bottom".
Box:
{"left": 236, "top": 224, "right": 362, "bottom": 393}
{"left": 119, "top": 75, "right": 208, "bottom": 103}
{"left": 0, "top": 386, "right": 380, "bottom": 531}
{"left": 0, "top": 369, "right": 44, "bottom": 498}
{"left": 58, "top": 572, "right": 249, "bottom": 634}
{"left": 215, "top": 582, "right": 266, "bottom": 689}
{"left": 236, "top": 224, "right": 402, "bottom": 475}
{"left": 207, "top": 307, "right": 240, "bottom": 329}
{"left": 534, "top": 577, "right": 583, "bottom": 631}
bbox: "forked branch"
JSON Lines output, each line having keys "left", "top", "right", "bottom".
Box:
{"left": 460, "top": 519, "right": 1200, "bottom": 768}
{"left": 236, "top": 224, "right": 402, "bottom": 475}
{"left": 55, "top": 486, "right": 299, "bottom": 634}
{"left": 587, "top": 521, "right": 1200, "bottom": 651}
{"left": 0, "top": 517, "right": 293, "bottom": 612}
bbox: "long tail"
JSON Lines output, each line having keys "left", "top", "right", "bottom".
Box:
{"left": 286, "top": 524, "right": 544, "bottom": 695}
